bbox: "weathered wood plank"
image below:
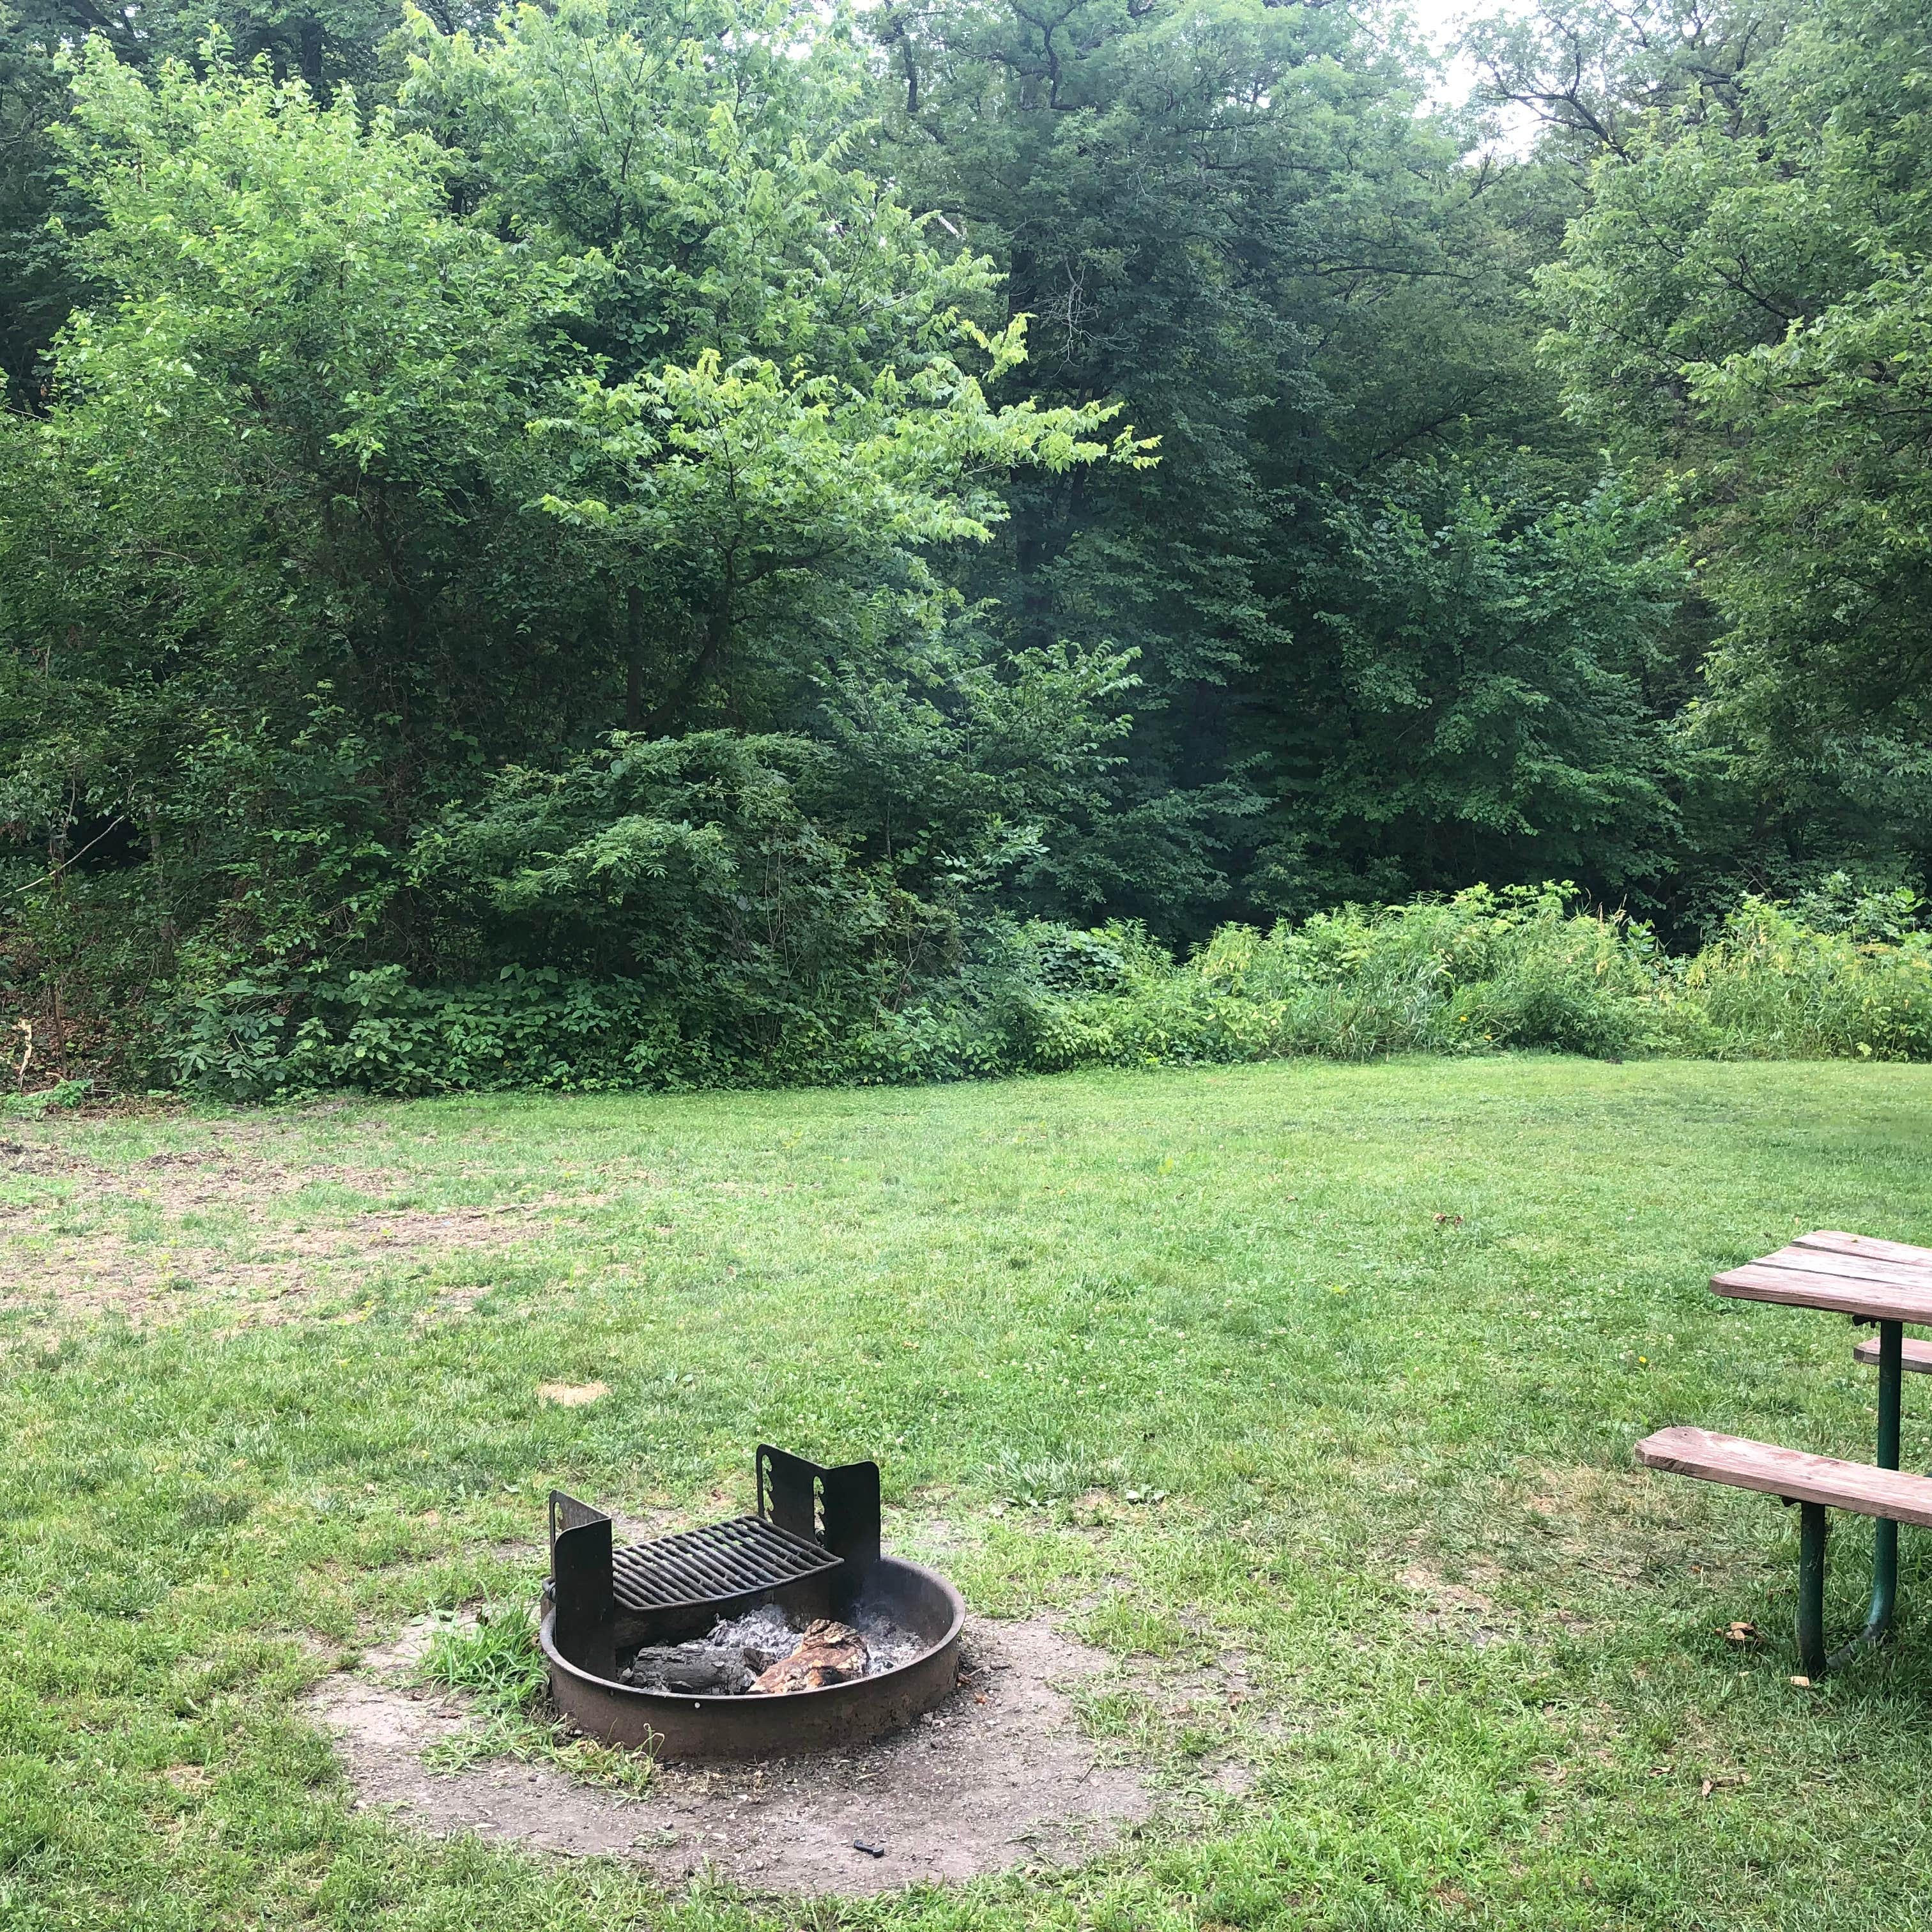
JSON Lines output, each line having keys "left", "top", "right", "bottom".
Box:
{"left": 1750, "top": 1243, "right": 1932, "bottom": 1290}
{"left": 1635, "top": 1427, "right": 1932, "bottom": 1529}
{"left": 1710, "top": 1262, "right": 1932, "bottom": 1326}
{"left": 1851, "top": 1335, "right": 1932, "bottom": 1375}
{"left": 1795, "top": 1229, "right": 1932, "bottom": 1269}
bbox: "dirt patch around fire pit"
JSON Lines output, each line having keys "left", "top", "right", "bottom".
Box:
{"left": 307, "top": 1613, "right": 1156, "bottom": 1896}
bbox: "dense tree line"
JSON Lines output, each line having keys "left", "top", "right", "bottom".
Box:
{"left": 0, "top": 0, "right": 1927, "bottom": 1091}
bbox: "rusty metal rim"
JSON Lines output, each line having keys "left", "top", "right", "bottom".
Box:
{"left": 537, "top": 1554, "right": 965, "bottom": 1712}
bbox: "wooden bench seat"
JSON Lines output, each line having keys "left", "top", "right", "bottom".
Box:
{"left": 1635, "top": 1426, "right": 1932, "bottom": 1528}
{"left": 1853, "top": 1335, "right": 1932, "bottom": 1374}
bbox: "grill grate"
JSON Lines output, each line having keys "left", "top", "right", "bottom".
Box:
{"left": 547, "top": 1448, "right": 881, "bottom": 1677}
{"left": 611, "top": 1514, "right": 839, "bottom": 1611}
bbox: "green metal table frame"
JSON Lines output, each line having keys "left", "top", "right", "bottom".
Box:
{"left": 1792, "top": 1317, "right": 1901, "bottom": 1679}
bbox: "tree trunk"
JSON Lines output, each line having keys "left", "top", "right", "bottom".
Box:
{"left": 298, "top": 17, "right": 324, "bottom": 88}
{"left": 625, "top": 583, "right": 645, "bottom": 731}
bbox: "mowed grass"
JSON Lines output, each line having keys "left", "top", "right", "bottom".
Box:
{"left": 5, "top": 1057, "right": 1932, "bottom": 1931}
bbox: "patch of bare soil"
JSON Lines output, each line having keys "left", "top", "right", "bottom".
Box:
{"left": 306, "top": 1614, "right": 1156, "bottom": 1897}
{"left": 1397, "top": 1560, "right": 1515, "bottom": 1648}
{"left": 0, "top": 1130, "right": 401, "bottom": 1211}
{"left": 0, "top": 1130, "right": 590, "bottom": 1322}
{"left": 0, "top": 1205, "right": 562, "bottom": 1320}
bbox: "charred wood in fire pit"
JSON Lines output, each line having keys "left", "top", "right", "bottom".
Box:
{"left": 620, "top": 1644, "right": 776, "bottom": 1695}
{"left": 752, "top": 1618, "right": 870, "bottom": 1694}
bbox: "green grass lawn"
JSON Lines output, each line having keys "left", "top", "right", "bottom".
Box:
{"left": 6, "top": 1057, "right": 1932, "bottom": 1930}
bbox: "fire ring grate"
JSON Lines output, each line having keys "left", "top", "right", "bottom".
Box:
{"left": 608, "top": 1515, "right": 841, "bottom": 1611}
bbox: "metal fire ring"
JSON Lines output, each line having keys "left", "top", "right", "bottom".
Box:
{"left": 540, "top": 1446, "right": 967, "bottom": 1758}
{"left": 540, "top": 1554, "right": 965, "bottom": 1757}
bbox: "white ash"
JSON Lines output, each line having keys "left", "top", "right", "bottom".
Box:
{"left": 702, "top": 1603, "right": 926, "bottom": 1678}
{"left": 852, "top": 1605, "right": 927, "bottom": 1674}
{"left": 704, "top": 1605, "right": 799, "bottom": 1656}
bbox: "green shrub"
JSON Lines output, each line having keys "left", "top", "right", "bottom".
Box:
{"left": 144, "top": 882, "right": 1932, "bottom": 1098}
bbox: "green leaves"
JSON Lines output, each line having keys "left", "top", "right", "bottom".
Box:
{"left": 399, "top": 0, "right": 1004, "bottom": 381}
{"left": 537, "top": 338, "right": 1149, "bottom": 632}
{"left": 0, "top": 3, "right": 1184, "bottom": 1084}
{"left": 12, "top": 0, "right": 1926, "bottom": 1087}
{"left": 1537, "top": 0, "right": 1932, "bottom": 858}
{"left": 872, "top": 0, "right": 1623, "bottom": 923}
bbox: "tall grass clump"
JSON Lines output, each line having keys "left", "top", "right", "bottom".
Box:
{"left": 864, "top": 881, "right": 1932, "bottom": 1077}
{"left": 420, "top": 1606, "right": 549, "bottom": 1715}
{"left": 1677, "top": 898, "right": 1932, "bottom": 1061}
{"left": 417, "top": 1605, "right": 656, "bottom": 1790}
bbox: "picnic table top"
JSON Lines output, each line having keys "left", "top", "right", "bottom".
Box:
{"left": 1712, "top": 1229, "right": 1932, "bottom": 1326}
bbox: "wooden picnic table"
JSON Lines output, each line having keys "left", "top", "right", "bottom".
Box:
{"left": 1711, "top": 1229, "right": 1932, "bottom": 1326}
{"left": 1705, "top": 1229, "right": 1932, "bottom": 1670}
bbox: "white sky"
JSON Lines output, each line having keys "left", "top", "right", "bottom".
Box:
{"left": 1385, "top": 0, "right": 1543, "bottom": 150}
{"left": 1393, "top": 0, "right": 1490, "bottom": 79}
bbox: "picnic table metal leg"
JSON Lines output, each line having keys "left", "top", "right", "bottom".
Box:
{"left": 1811, "top": 1318, "right": 1904, "bottom": 1677}
{"left": 1847, "top": 1318, "right": 1901, "bottom": 1657}
{"left": 1797, "top": 1501, "right": 1829, "bottom": 1680}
